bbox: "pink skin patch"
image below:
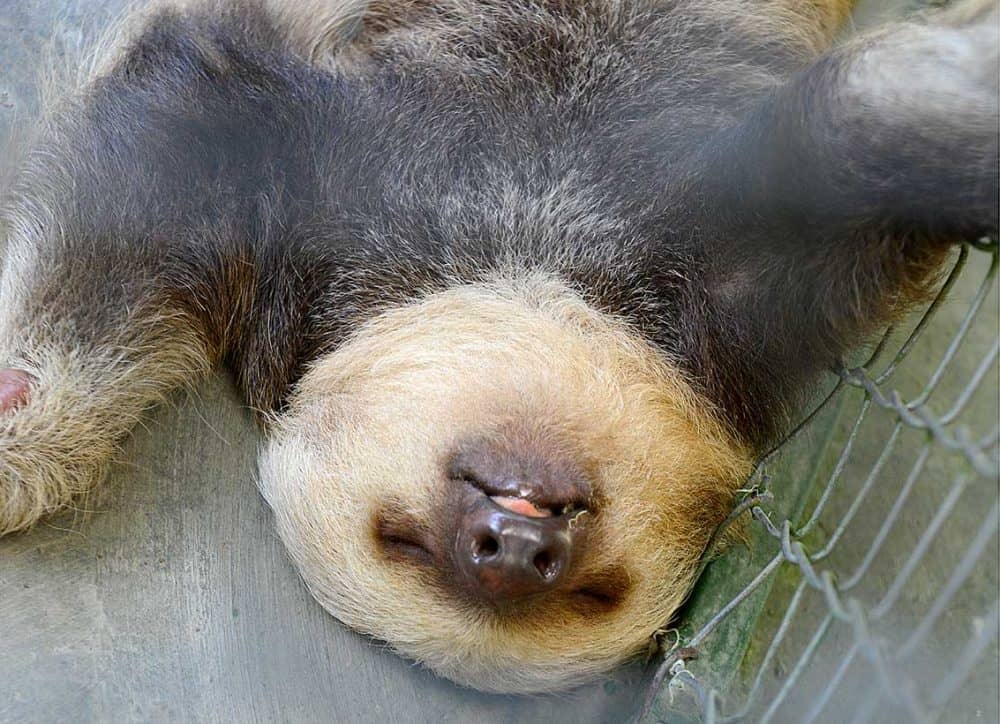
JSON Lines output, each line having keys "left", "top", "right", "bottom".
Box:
{"left": 0, "top": 369, "right": 34, "bottom": 414}
{"left": 491, "top": 496, "right": 553, "bottom": 518}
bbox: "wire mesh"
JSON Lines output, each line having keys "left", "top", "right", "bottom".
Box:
{"left": 636, "top": 237, "right": 1000, "bottom": 723}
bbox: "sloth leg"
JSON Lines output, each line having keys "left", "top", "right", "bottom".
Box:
{"left": 0, "top": 8, "right": 307, "bottom": 535}
{"left": 685, "top": 0, "right": 998, "bottom": 446}
{"left": 0, "top": 225, "right": 215, "bottom": 534}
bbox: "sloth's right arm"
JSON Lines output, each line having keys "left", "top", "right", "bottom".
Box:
{"left": 0, "top": 11, "right": 323, "bottom": 534}
{"left": 682, "top": 0, "right": 998, "bottom": 448}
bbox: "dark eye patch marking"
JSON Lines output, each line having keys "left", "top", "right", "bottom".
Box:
{"left": 567, "top": 563, "right": 631, "bottom": 616}
{"left": 372, "top": 502, "right": 439, "bottom": 567}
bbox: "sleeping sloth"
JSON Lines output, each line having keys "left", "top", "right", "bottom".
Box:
{"left": 0, "top": 0, "right": 996, "bottom": 694}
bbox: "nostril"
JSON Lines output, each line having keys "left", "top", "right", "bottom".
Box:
{"left": 453, "top": 482, "right": 584, "bottom": 604}
{"left": 533, "top": 549, "right": 556, "bottom": 579}
{"left": 473, "top": 535, "right": 500, "bottom": 559}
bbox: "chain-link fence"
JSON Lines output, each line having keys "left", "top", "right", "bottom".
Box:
{"left": 636, "top": 238, "right": 999, "bottom": 722}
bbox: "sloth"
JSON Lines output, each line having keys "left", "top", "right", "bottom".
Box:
{"left": 0, "top": 0, "right": 996, "bottom": 695}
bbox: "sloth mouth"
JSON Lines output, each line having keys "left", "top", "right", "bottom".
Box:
{"left": 376, "top": 432, "right": 597, "bottom": 601}
{"left": 445, "top": 429, "right": 595, "bottom": 518}
{"left": 487, "top": 495, "right": 586, "bottom": 519}
{"left": 444, "top": 435, "right": 596, "bottom": 603}
{"left": 490, "top": 495, "right": 553, "bottom": 518}
{"left": 448, "top": 464, "right": 592, "bottom": 519}
{"left": 447, "top": 480, "right": 595, "bottom": 606}
{"left": 371, "top": 489, "right": 587, "bottom": 568}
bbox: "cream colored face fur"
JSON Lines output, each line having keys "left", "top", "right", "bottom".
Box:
{"left": 258, "top": 275, "right": 750, "bottom": 693}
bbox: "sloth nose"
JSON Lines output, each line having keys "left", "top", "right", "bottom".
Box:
{"left": 453, "top": 491, "right": 574, "bottom": 603}
{"left": 447, "top": 429, "right": 592, "bottom": 604}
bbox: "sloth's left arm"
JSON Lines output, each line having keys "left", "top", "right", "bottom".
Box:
{"left": 0, "top": 12, "right": 332, "bottom": 534}
{"left": 683, "top": 2, "right": 999, "bottom": 448}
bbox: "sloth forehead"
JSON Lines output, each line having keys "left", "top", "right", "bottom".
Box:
{"left": 299, "top": 275, "right": 695, "bottom": 500}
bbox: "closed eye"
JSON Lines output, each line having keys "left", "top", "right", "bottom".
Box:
{"left": 380, "top": 531, "right": 434, "bottom": 563}
{"left": 570, "top": 586, "right": 624, "bottom": 612}
{"left": 373, "top": 505, "right": 437, "bottom": 566}
{"left": 568, "top": 564, "right": 631, "bottom": 614}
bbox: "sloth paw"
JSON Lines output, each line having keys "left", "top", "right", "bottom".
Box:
{"left": 0, "top": 364, "right": 109, "bottom": 536}
{"left": 937, "top": 0, "right": 999, "bottom": 28}
{"left": 0, "top": 369, "right": 35, "bottom": 414}
{"left": 853, "top": 3, "right": 999, "bottom": 117}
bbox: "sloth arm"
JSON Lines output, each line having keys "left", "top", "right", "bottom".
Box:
{"left": 679, "top": 4, "right": 999, "bottom": 449}
{"left": 0, "top": 12, "right": 345, "bottom": 533}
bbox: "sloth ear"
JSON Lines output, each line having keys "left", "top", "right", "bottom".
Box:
{"left": 674, "top": 10, "right": 998, "bottom": 447}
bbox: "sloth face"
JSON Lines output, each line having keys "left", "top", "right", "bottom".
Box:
{"left": 258, "top": 274, "right": 750, "bottom": 693}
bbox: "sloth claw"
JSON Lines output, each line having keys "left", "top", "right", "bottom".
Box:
{"left": 0, "top": 369, "right": 34, "bottom": 414}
